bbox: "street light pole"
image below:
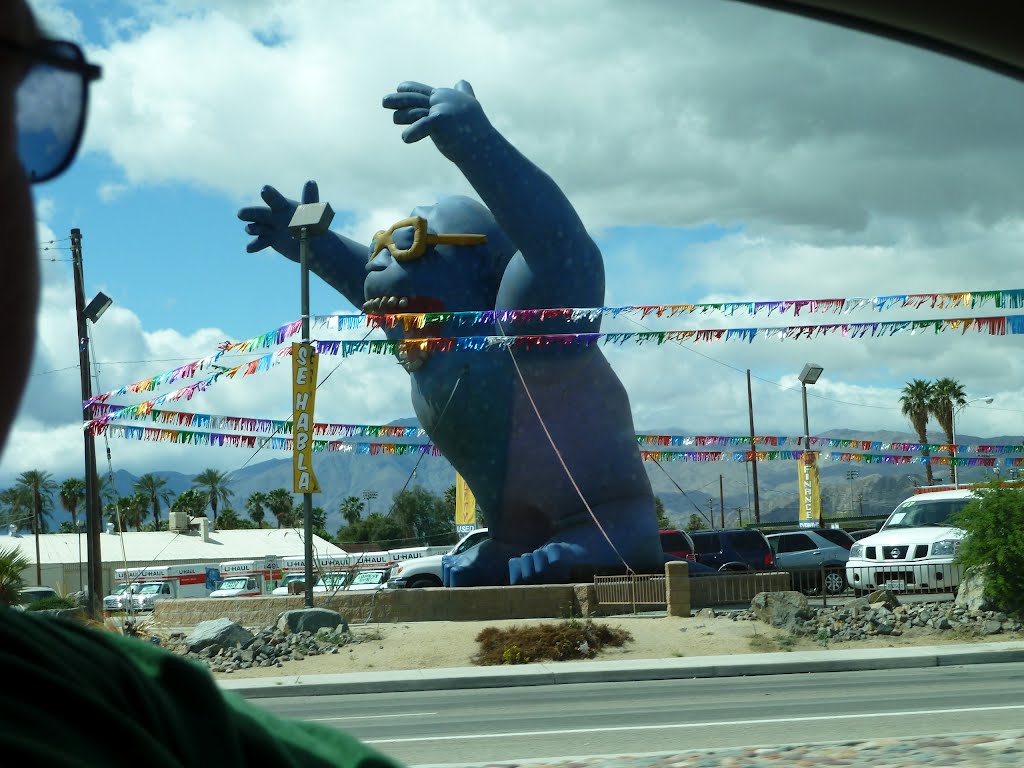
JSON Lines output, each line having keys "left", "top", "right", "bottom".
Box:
{"left": 846, "top": 469, "right": 859, "bottom": 515}
{"left": 287, "top": 202, "right": 334, "bottom": 609}
{"left": 952, "top": 396, "right": 994, "bottom": 489}
{"left": 798, "top": 363, "right": 824, "bottom": 528}
{"left": 71, "top": 229, "right": 112, "bottom": 620}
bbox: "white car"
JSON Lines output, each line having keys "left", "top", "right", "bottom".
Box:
{"left": 845, "top": 488, "right": 976, "bottom": 596}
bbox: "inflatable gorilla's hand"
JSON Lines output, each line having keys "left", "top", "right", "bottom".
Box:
{"left": 382, "top": 80, "right": 490, "bottom": 163}
{"left": 238, "top": 180, "right": 321, "bottom": 263}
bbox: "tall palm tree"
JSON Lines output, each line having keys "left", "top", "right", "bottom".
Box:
{"left": 339, "top": 496, "right": 364, "bottom": 527}
{"left": 930, "top": 377, "right": 968, "bottom": 483}
{"left": 133, "top": 473, "right": 175, "bottom": 531}
{"left": 245, "top": 491, "right": 269, "bottom": 529}
{"left": 0, "top": 486, "right": 32, "bottom": 531}
{"left": 900, "top": 379, "right": 935, "bottom": 486}
{"left": 16, "top": 470, "right": 57, "bottom": 585}
{"left": 58, "top": 478, "right": 85, "bottom": 529}
{"left": 267, "top": 488, "right": 294, "bottom": 529}
{"left": 191, "top": 468, "right": 233, "bottom": 528}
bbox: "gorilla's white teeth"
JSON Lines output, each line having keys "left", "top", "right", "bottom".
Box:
{"left": 386, "top": 296, "right": 398, "bottom": 307}
{"left": 398, "top": 297, "right": 409, "bottom": 308}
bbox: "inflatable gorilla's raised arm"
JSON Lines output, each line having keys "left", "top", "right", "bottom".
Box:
{"left": 239, "top": 80, "right": 667, "bottom": 586}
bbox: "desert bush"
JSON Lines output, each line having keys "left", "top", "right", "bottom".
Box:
{"left": 25, "top": 595, "right": 78, "bottom": 611}
{"left": 953, "top": 481, "right": 1024, "bottom": 618}
{"left": 473, "top": 619, "right": 633, "bottom": 665}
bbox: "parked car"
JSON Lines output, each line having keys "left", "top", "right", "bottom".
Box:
{"left": 812, "top": 527, "right": 856, "bottom": 551}
{"left": 849, "top": 528, "right": 881, "bottom": 541}
{"left": 767, "top": 530, "right": 851, "bottom": 595}
{"left": 688, "top": 529, "right": 775, "bottom": 572}
{"left": 388, "top": 528, "right": 490, "bottom": 588}
{"left": 14, "top": 586, "right": 59, "bottom": 611}
{"left": 845, "top": 488, "right": 976, "bottom": 596}
{"left": 659, "top": 529, "right": 697, "bottom": 561}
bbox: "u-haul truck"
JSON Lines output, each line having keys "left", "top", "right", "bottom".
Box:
{"left": 271, "top": 545, "right": 450, "bottom": 595}
{"left": 209, "top": 556, "right": 283, "bottom": 598}
{"left": 104, "top": 563, "right": 220, "bottom": 614}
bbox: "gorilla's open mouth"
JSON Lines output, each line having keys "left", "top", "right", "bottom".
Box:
{"left": 361, "top": 294, "right": 445, "bottom": 315}
{"left": 362, "top": 295, "right": 447, "bottom": 341}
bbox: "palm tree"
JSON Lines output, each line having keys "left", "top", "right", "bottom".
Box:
{"left": 215, "top": 508, "right": 243, "bottom": 529}
{"left": 133, "top": 473, "right": 175, "bottom": 532}
{"left": 16, "top": 470, "right": 57, "bottom": 585}
{"left": 58, "top": 478, "right": 85, "bottom": 529}
{"left": 0, "top": 547, "right": 31, "bottom": 606}
{"left": 900, "top": 379, "right": 936, "bottom": 486}
{"left": 930, "top": 377, "right": 967, "bottom": 482}
{"left": 0, "top": 486, "right": 32, "bottom": 531}
{"left": 339, "top": 496, "right": 364, "bottom": 527}
{"left": 267, "top": 488, "right": 295, "bottom": 529}
{"left": 191, "top": 468, "right": 234, "bottom": 527}
{"left": 245, "top": 491, "right": 269, "bottom": 529}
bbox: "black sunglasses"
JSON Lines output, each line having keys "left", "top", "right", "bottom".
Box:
{"left": 1, "top": 37, "right": 102, "bottom": 183}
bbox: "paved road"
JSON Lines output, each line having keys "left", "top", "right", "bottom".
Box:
{"left": 221, "top": 640, "right": 1024, "bottom": 767}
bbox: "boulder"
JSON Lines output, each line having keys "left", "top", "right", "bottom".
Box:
{"left": 750, "top": 591, "right": 813, "bottom": 631}
{"left": 954, "top": 566, "right": 993, "bottom": 612}
{"left": 185, "top": 618, "right": 255, "bottom": 653}
{"left": 277, "top": 607, "right": 348, "bottom": 635}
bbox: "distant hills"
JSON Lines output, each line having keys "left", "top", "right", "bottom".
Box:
{"left": 76, "top": 423, "right": 1022, "bottom": 535}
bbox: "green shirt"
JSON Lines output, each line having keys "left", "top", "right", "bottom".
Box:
{"left": 0, "top": 607, "right": 405, "bottom": 768}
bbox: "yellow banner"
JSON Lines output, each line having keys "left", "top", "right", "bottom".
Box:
{"left": 291, "top": 342, "right": 320, "bottom": 494}
{"left": 798, "top": 451, "right": 821, "bottom": 527}
{"left": 455, "top": 472, "right": 476, "bottom": 534}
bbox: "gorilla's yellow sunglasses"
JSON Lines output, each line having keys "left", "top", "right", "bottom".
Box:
{"left": 370, "top": 216, "right": 488, "bottom": 262}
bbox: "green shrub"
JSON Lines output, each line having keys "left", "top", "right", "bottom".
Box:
{"left": 953, "top": 481, "right": 1024, "bottom": 618}
{"left": 473, "top": 619, "right": 633, "bottom": 665}
{"left": 0, "top": 548, "right": 30, "bottom": 606}
{"left": 25, "top": 596, "right": 78, "bottom": 611}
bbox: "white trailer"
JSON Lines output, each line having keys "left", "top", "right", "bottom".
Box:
{"left": 210, "top": 556, "right": 283, "bottom": 598}
{"left": 104, "top": 563, "right": 220, "bottom": 613}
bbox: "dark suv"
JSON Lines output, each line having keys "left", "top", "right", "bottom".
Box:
{"left": 688, "top": 529, "right": 775, "bottom": 572}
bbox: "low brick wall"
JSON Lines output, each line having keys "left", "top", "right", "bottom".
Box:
{"left": 154, "top": 582, "right": 606, "bottom": 628}
{"left": 151, "top": 572, "right": 786, "bottom": 629}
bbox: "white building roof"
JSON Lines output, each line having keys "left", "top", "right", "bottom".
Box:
{"left": 0, "top": 527, "right": 348, "bottom": 568}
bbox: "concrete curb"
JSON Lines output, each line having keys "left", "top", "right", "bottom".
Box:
{"left": 218, "top": 640, "right": 1024, "bottom": 699}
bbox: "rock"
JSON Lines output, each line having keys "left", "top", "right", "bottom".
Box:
{"left": 185, "top": 618, "right": 255, "bottom": 654}
{"left": 955, "top": 567, "right": 993, "bottom": 612}
{"left": 277, "top": 608, "right": 348, "bottom": 635}
{"left": 750, "top": 591, "right": 813, "bottom": 631}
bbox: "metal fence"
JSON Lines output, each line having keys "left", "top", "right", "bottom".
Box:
{"left": 594, "top": 563, "right": 964, "bottom": 614}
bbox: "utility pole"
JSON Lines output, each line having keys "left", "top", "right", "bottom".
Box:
{"left": 71, "top": 228, "right": 103, "bottom": 619}
{"left": 719, "top": 474, "right": 725, "bottom": 528}
{"left": 746, "top": 369, "right": 761, "bottom": 522}
{"left": 708, "top": 497, "right": 715, "bottom": 529}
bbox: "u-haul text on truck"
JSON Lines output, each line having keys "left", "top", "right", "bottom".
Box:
{"left": 210, "top": 556, "right": 283, "bottom": 598}
{"left": 104, "top": 563, "right": 220, "bottom": 613}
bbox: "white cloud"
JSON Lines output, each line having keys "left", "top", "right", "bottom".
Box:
{"left": 9, "top": 0, "right": 1023, "bottom": 488}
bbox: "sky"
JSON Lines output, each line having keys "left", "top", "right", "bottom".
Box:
{"left": 8, "top": 0, "right": 1024, "bottom": 489}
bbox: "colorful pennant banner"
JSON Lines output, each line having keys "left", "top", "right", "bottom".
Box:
{"left": 86, "top": 312, "right": 1024, "bottom": 411}
{"left": 86, "top": 405, "right": 1021, "bottom": 457}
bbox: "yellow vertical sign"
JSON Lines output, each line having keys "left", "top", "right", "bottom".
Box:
{"left": 292, "top": 342, "right": 320, "bottom": 494}
{"left": 455, "top": 472, "right": 476, "bottom": 535}
{"left": 798, "top": 451, "right": 821, "bottom": 528}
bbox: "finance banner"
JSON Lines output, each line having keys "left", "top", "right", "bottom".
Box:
{"left": 291, "top": 342, "right": 320, "bottom": 494}
{"left": 455, "top": 472, "right": 476, "bottom": 535}
{"left": 798, "top": 450, "right": 821, "bottom": 527}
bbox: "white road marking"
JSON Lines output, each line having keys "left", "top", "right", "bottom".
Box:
{"left": 365, "top": 704, "right": 1024, "bottom": 744}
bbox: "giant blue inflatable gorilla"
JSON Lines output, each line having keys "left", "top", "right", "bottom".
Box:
{"left": 239, "top": 80, "right": 666, "bottom": 586}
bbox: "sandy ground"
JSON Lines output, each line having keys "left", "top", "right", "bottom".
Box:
{"left": 215, "top": 611, "right": 1022, "bottom": 679}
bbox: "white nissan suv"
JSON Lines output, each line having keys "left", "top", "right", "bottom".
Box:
{"left": 845, "top": 488, "right": 976, "bottom": 596}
